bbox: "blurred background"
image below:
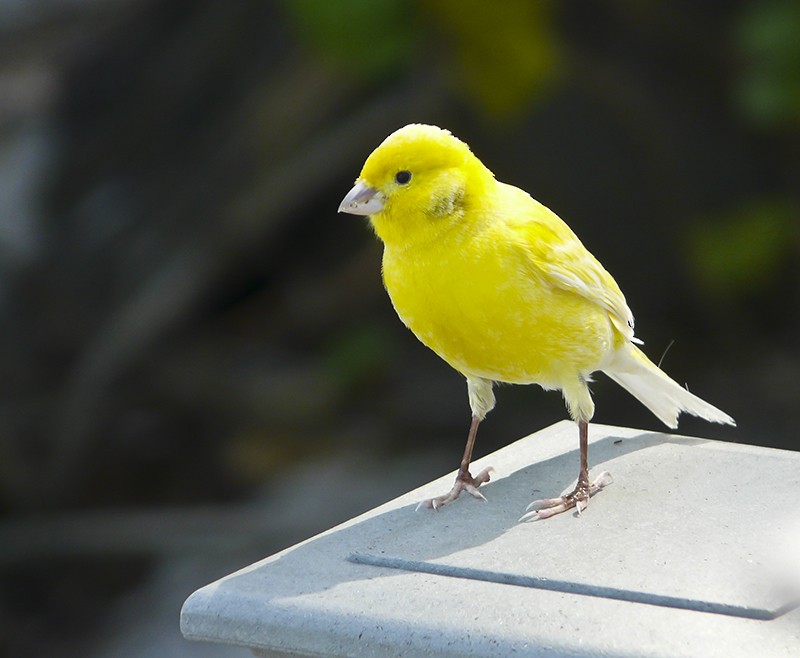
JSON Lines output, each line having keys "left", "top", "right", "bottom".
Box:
{"left": 0, "top": 0, "right": 798, "bottom": 655}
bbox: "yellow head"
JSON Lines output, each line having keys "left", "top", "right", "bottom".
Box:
{"left": 338, "top": 124, "right": 495, "bottom": 248}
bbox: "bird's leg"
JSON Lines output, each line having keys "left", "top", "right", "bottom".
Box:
{"left": 519, "top": 419, "right": 612, "bottom": 522}
{"left": 417, "top": 415, "right": 493, "bottom": 511}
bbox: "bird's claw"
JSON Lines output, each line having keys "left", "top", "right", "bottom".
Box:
{"left": 416, "top": 467, "right": 494, "bottom": 511}
{"left": 519, "top": 471, "right": 613, "bottom": 522}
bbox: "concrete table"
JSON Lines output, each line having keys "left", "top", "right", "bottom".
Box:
{"left": 181, "top": 421, "right": 800, "bottom": 657}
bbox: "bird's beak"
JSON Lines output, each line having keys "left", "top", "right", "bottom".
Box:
{"left": 338, "top": 181, "right": 385, "bottom": 216}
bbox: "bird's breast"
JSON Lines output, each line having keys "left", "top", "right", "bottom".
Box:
{"left": 382, "top": 239, "right": 614, "bottom": 386}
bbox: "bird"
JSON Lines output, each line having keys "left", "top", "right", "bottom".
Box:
{"left": 338, "top": 123, "right": 735, "bottom": 520}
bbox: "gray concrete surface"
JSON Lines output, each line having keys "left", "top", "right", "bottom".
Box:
{"left": 181, "top": 421, "right": 800, "bottom": 657}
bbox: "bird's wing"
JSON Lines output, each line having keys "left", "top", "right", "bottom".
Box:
{"left": 504, "top": 187, "right": 636, "bottom": 341}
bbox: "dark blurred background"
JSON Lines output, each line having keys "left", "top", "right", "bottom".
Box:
{"left": 0, "top": 1, "right": 798, "bottom": 655}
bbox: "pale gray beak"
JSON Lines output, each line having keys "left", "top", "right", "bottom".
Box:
{"left": 338, "top": 181, "right": 385, "bottom": 215}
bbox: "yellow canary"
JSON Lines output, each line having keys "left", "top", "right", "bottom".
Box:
{"left": 339, "top": 124, "right": 734, "bottom": 520}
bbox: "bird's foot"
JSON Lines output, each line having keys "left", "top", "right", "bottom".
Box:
{"left": 519, "top": 471, "right": 613, "bottom": 522}
{"left": 416, "top": 467, "right": 494, "bottom": 511}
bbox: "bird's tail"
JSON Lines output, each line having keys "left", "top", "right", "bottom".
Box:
{"left": 602, "top": 345, "right": 735, "bottom": 429}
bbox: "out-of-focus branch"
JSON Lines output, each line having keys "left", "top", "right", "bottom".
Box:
{"left": 0, "top": 69, "right": 446, "bottom": 506}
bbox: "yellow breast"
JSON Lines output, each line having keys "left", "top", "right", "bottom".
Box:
{"left": 382, "top": 224, "right": 615, "bottom": 387}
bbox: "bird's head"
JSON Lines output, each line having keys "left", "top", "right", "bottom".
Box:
{"left": 338, "top": 124, "right": 494, "bottom": 248}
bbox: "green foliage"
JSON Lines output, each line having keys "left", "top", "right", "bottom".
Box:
{"left": 686, "top": 202, "right": 797, "bottom": 298}
{"left": 281, "top": 0, "right": 560, "bottom": 116}
{"left": 281, "top": 0, "right": 416, "bottom": 77}
{"left": 735, "top": 1, "right": 800, "bottom": 127}
{"left": 424, "top": 0, "right": 561, "bottom": 116}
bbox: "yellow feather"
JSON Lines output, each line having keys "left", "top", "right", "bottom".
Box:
{"left": 341, "top": 123, "right": 734, "bottom": 429}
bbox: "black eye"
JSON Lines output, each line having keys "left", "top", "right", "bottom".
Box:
{"left": 395, "top": 170, "right": 412, "bottom": 185}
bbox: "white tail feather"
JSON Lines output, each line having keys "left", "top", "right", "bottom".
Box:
{"left": 603, "top": 345, "right": 735, "bottom": 429}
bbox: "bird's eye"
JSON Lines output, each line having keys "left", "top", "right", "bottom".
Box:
{"left": 395, "top": 170, "right": 412, "bottom": 185}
